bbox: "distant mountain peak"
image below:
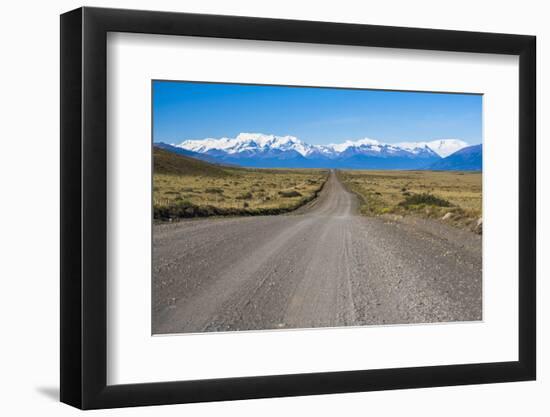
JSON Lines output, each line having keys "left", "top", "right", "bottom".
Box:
{"left": 326, "top": 137, "right": 380, "bottom": 153}
{"left": 169, "top": 133, "right": 474, "bottom": 169}
{"left": 428, "top": 144, "right": 482, "bottom": 171}
{"left": 396, "top": 139, "right": 469, "bottom": 158}
{"left": 178, "top": 132, "right": 314, "bottom": 157}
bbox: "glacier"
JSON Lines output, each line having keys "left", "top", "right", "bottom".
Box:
{"left": 167, "top": 133, "right": 474, "bottom": 169}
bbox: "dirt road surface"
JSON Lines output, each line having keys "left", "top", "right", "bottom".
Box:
{"left": 153, "top": 172, "right": 482, "bottom": 334}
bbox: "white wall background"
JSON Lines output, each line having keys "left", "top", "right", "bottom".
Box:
{"left": 0, "top": 0, "right": 545, "bottom": 415}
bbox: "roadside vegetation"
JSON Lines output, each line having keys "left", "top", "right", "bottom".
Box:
{"left": 338, "top": 170, "right": 482, "bottom": 233}
{"left": 153, "top": 148, "right": 328, "bottom": 220}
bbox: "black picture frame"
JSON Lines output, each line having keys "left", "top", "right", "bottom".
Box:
{"left": 60, "top": 6, "right": 536, "bottom": 410}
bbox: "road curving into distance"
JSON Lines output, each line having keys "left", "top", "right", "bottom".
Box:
{"left": 152, "top": 171, "right": 482, "bottom": 334}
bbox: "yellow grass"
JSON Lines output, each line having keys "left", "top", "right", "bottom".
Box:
{"left": 154, "top": 168, "right": 328, "bottom": 218}
{"left": 338, "top": 170, "right": 482, "bottom": 232}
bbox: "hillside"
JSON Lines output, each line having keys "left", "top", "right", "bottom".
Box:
{"left": 155, "top": 142, "right": 225, "bottom": 165}
{"left": 153, "top": 147, "right": 327, "bottom": 220}
{"left": 153, "top": 146, "right": 230, "bottom": 177}
{"left": 429, "top": 144, "right": 482, "bottom": 171}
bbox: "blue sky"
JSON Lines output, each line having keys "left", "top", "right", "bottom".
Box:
{"left": 152, "top": 81, "right": 482, "bottom": 146}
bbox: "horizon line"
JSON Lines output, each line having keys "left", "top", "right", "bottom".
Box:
{"left": 152, "top": 132, "right": 482, "bottom": 147}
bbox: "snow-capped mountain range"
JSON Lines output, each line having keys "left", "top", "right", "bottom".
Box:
{"left": 164, "top": 133, "right": 475, "bottom": 169}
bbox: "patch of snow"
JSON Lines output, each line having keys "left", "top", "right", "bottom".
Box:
{"left": 396, "top": 139, "right": 469, "bottom": 157}
{"left": 176, "top": 133, "right": 471, "bottom": 159}
{"left": 326, "top": 137, "right": 380, "bottom": 153}
{"left": 178, "top": 132, "right": 315, "bottom": 156}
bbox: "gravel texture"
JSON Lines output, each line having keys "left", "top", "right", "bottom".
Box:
{"left": 153, "top": 171, "right": 482, "bottom": 334}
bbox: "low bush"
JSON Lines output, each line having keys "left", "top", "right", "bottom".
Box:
{"left": 278, "top": 190, "right": 302, "bottom": 198}
{"left": 398, "top": 193, "right": 451, "bottom": 208}
{"left": 154, "top": 173, "right": 327, "bottom": 221}
{"left": 236, "top": 191, "right": 253, "bottom": 200}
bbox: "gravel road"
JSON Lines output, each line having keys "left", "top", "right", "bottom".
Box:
{"left": 153, "top": 171, "right": 482, "bottom": 334}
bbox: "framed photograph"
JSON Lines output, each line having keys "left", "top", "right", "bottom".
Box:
{"left": 60, "top": 7, "right": 536, "bottom": 409}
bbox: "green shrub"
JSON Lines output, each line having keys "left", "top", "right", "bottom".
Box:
{"left": 236, "top": 192, "right": 253, "bottom": 200}
{"left": 278, "top": 190, "right": 302, "bottom": 198}
{"left": 398, "top": 193, "right": 451, "bottom": 208}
